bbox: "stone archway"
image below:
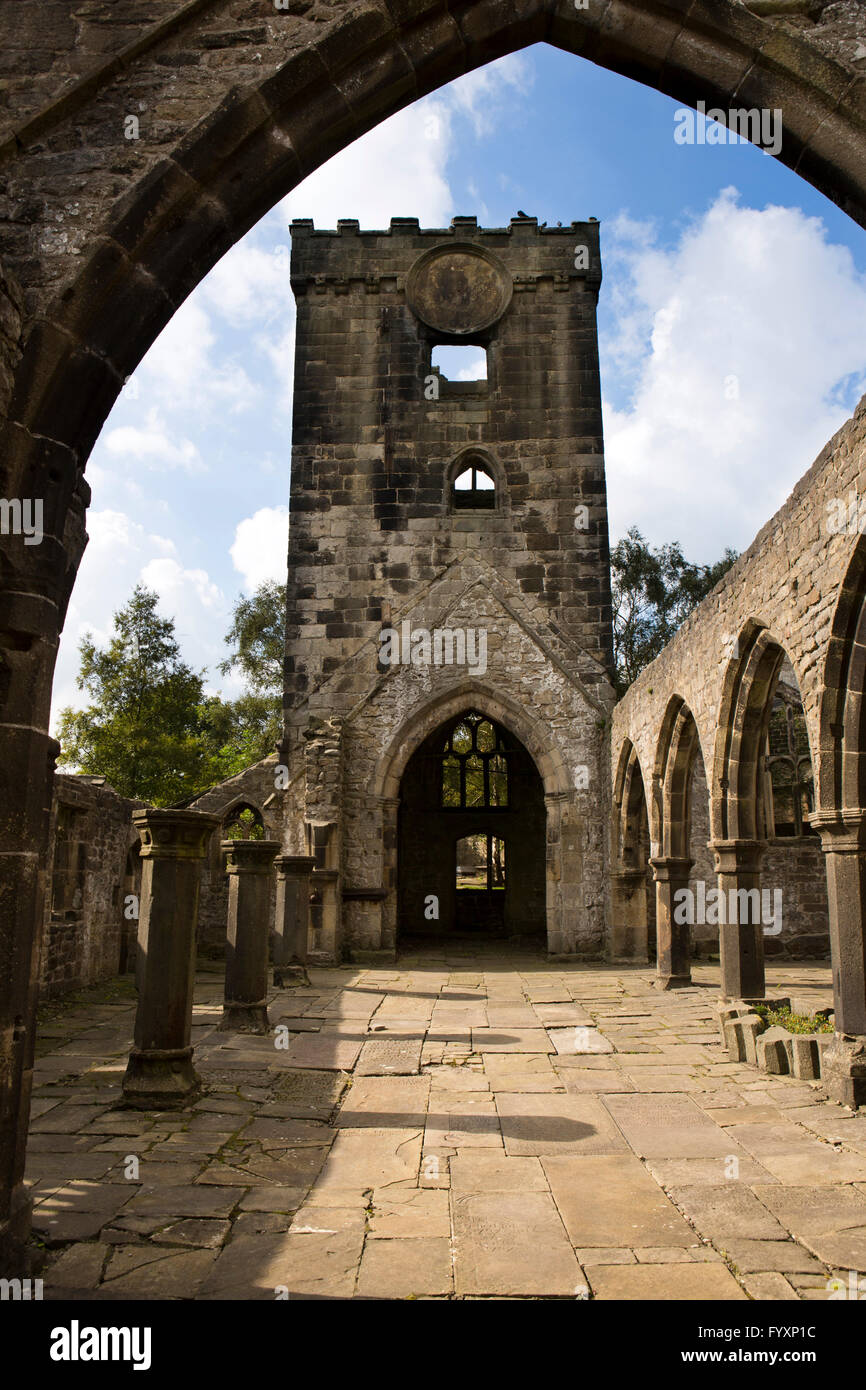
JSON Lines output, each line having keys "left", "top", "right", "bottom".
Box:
{"left": 610, "top": 739, "right": 655, "bottom": 962}
{"left": 4, "top": 0, "right": 866, "bottom": 1269}
{"left": 814, "top": 538, "right": 866, "bottom": 1087}
{"left": 397, "top": 707, "right": 546, "bottom": 943}
{"left": 369, "top": 680, "right": 574, "bottom": 955}
{"left": 651, "top": 696, "right": 707, "bottom": 988}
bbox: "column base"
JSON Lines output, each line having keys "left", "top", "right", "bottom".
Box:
{"left": 657, "top": 973, "right": 692, "bottom": 990}
{"left": 274, "top": 963, "right": 311, "bottom": 988}
{"left": 219, "top": 1000, "right": 270, "bottom": 1034}
{"left": 122, "top": 1046, "right": 201, "bottom": 1109}
{"left": 822, "top": 1033, "right": 866, "bottom": 1108}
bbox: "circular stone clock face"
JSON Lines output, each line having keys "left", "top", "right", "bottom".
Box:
{"left": 406, "top": 244, "right": 513, "bottom": 335}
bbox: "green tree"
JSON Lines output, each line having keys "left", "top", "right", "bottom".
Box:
{"left": 212, "top": 580, "right": 286, "bottom": 769}
{"left": 611, "top": 527, "right": 737, "bottom": 695}
{"left": 56, "top": 585, "right": 219, "bottom": 804}
{"left": 219, "top": 580, "right": 285, "bottom": 693}
{"left": 199, "top": 690, "right": 282, "bottom": 780}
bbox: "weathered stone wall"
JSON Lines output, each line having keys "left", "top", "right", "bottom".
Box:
{"left": 611, "top": 393, "right": 866, "bottom": 830}
{"left": 40, "top": 774, "right": 143, "bottom": 997}
{"left": 187, "top": 754, "right": 286, "bottom": 954}
{"left": 762, "top": 837, "right": 830, "bottom": 957}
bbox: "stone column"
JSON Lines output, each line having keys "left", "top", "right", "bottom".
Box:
{"left": 711, "top": 839, "right": 767, "bottom": 1001}
{"left": 380, "top": 796, "right": 400, "bottom": 953}
{"left": 650, "top": 856, "right": 693, "bottom": 988}
{"left": 311, "top": 868, "right": 340, "bottom": 964}
{"left": 221, "top": 839, "right": 280, "bottom": 1032}
{"left": 273, "top": 853, "right": 316, "bottom": 985}
{"left": 609, "top": 868, "right": 650, "bottom": 962}
{"left": 813, "top": 810, "right": 866, "bottom": 1107}
{"left": 122, "top": 809, "right": 218, "bottom": 1108}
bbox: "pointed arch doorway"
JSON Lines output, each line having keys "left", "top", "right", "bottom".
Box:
{"left": 397, "top": 709, "right": 546, "bottom": 941}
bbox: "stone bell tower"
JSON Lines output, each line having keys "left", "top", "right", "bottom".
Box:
{"left": 281, "top": 215, "right": 615, "bottom": 962}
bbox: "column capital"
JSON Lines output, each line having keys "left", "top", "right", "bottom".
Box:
{"left": 649, "top": 856, "right": 693, "bottom": 882}
{"left": 811, "top": 808, "right": 866, "bottom": 853}
{"left": 221, "top": 839, "right": 280, "bottom": 874}
{"left": 133, "top": 808, "right": 219, "bottom": 860}
{"left": 275, "top": 853, "right": 317, "bottom": 877}
{"left": 709, "top": 838, "right": 766, "bottom": 874}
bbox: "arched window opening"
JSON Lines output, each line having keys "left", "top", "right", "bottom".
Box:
{"left": 452, "top": 462, "right": 496, "bottom": 511}
{"left": 765, "top": 688, "right": 816, "bottom": 837}
{"left": 223, "top": 803, "right": 265, "bottom": 840}
{"left": 441, "top": 712, "right": 508, "bottom": 808}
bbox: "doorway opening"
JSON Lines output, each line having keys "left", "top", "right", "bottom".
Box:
{"left": 398, "top": 708, "right": 545, "bottom": 941}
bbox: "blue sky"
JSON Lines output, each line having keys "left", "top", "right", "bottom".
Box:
{"left": 53, "top": 41, "right": 866, "bottom": 725}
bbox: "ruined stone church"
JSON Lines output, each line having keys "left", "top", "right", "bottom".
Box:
{"left": 39, "top": 212, "right": 833, "bottom": 996}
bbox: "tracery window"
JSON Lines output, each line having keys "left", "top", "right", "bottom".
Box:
{"left": 441, "top": 712, "right": 509, "bottom": 809}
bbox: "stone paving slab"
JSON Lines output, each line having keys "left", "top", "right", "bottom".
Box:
{"left": 602, "top": 1094, "right": 753, "bottom": 1159}
{"left": 24, "top": 954, "right": 851, "bottom": 1301}
{"left": 496, "top": 1094, "right": 629, "bottom": 1157}
{"left": 452, "top": 1191, "right": 583, "bottom": 1296}
{"left": 587, "top": 1263, "right": 746, "bottom": 1300}
{"left": 543, "top": 1154, "right": 697, "bottom": 1248}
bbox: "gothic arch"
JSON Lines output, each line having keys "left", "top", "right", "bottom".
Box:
{"left": 653, "top": 695, "right": 705, "bottom": 859}
{"left": 372, "top": 678, "right": 572, "bottom": 802}
{"left": 818, "top": 535, "right": 866, "bottom": 815}
{"left": 712, "top": 622, "right": 813, "bottom": 842}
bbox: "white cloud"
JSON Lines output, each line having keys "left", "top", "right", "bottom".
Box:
{"left": 103, "top": 408, "right": 204, "bottom": 473}
{"left": 230, "top": 506, "right": 289, "bottom": 592}
{"left": 200, "top": 241, "right": 295, "bottom": 329}
{"left": 134, "top": 298, "right": 260, "bottom": 417}
{"left": 602, "top": 189, "right": 866, "bottom": 562}
{"left": 447, "top": 52, "right": 534, "bottom": 138}
{"left": 52, "top": 510, "right": 229, "bottom": 728}
{"left": 281, "top": 97, "right": 454, "bottom": 230}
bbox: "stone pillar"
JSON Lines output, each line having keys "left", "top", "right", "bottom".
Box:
{"left": 310, "top": 868, "right": 340, "bottom": 964}
{"left": 711, "top": 839, "right": 767, "bottom": 1001}
{"left": 273, "top": 853, "right": 316, "bottom": 985}
{"left": 609, "top": 868, "right": 650, "bottom": 961}
{"left": 0, "top": 725, "right": 58, "bottom": 1273}
{"left": 221, "top": 839, "right": 280, "bottom": 1032}
{"left": 380, "top": 796, "right": 400, "bottom": 953}
{"left": 650, "top": 856, "right": 693, "bottom": 989}
{"left": 122, "top": 809, "right": 218, "bottom": 1108}
{"left": 813, "top": 810, "right": 866, "bottom": 1107}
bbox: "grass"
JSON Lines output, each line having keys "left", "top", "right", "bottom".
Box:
{"left": 754, "top": 1003, "right": 834, "bottom": 1034}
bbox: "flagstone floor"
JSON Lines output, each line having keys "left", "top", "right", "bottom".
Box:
{"left": 27, "top": 945, "right": 866, "bottom": 1300}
